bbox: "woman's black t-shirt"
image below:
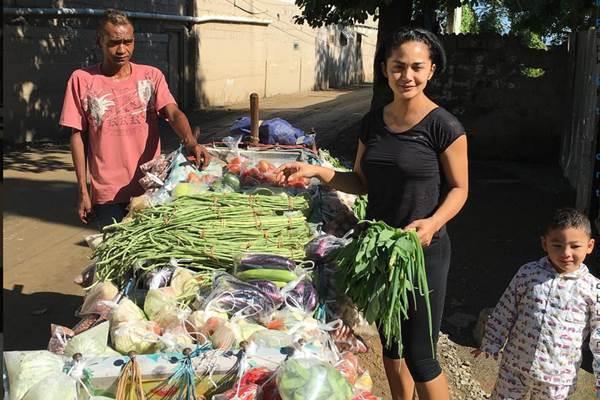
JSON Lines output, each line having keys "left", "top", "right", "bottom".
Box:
{"left": 359, "top": 106, "right": 465, "bottom": 241}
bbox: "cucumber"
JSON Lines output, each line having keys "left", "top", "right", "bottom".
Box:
{"left": 236, "top": 268, "right": 297, "bottom": 283}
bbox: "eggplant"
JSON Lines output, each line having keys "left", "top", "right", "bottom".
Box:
{"left": 207, "top": 272, "right": 276, "bottom": 322}
{"left": 286, "top": 279, "right": 318, "bottom": 312}
{"left": 246, "top": 279, "right": 284, "bottom": 307}
{"left": 239, "top": 253, "right": 295, "bottom": 271}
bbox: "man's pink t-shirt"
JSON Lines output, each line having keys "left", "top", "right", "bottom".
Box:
{"left": 60, "top": 63, "right": 176, "bottom": 204}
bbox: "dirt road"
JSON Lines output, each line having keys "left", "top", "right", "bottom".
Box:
{"left": 4, "top": 85, "right": 596, "bottom": 398}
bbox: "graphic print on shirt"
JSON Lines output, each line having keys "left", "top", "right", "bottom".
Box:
{"left": 82, "top": 76, "right": 157, "bottom": 133}
{"left": 83, "top": 93, "right": 115, "bottom": 126}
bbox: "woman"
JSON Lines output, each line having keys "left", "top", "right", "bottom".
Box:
{"left": 277, "top": 28, "right": 468, "bottom": 400}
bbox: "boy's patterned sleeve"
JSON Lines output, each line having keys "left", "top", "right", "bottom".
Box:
{"left": 480, "top": 268, "right": 524, "bottom": 356}
{"left": 590, "top": 285, "right": 600, "bottom": 391}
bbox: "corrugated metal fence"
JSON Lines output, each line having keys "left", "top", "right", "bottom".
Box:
{"left": 560, "top": 30, "right": 600, "bottom": 233}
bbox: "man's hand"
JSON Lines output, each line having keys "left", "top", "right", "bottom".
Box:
{"left": 78, "top": 191, "right": 93, "bottom": 224}
{"left": 186, "top": 142, "right": 211, "bottom": 169}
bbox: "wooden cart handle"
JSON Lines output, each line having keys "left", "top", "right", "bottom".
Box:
{"left": 250, "top": 92, "right": 259, "bottom": 145}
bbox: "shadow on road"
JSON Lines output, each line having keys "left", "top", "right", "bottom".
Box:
{"left": 4, "top": 147, "right": 74, "bottom": 173}
{"left": 3, "top": 177, "right": 82, "bottom": 228}
{"left": 3, "top": 286, "right": 81, "bottom": 350}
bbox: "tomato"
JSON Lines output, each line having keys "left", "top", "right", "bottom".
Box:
{"left": 240, "top": 367, "right": 272, "bottom": 385}
{"left": 187, "top": 172, "right": 202, "bottom": 184}
{"left": 227, "top": 156, "right": 243, "bottom": 174}
{"left": 220, "top": 384, "right": 259, "bottom": 399}
{"left": 257, "top": 159, "right": 273, "bottom": 173}
{"left": 285, "top": 176, "right": 309, "bottom": 188}
{"left": 227, "top": 163, "right": 241, "bottom": 174}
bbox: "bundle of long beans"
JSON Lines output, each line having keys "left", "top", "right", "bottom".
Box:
{"left": 93, "top": 193, "right": 312, "bottom": 286}
{"left": 334, "top": 221, "right": 432, "bottom": 353}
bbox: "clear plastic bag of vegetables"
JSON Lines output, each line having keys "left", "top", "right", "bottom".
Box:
{"left": 152, "top": 303, "right": 192, "bottom": 331}
{"left": 156, "top": 324, "right": 195, "bottom": 353}
{"left": 108, "top": 298, "right": 146, "bottom": 329}
{"left": 203, "top": 272, "right": 276, "bottom": 324}
{"left": 280, "top": 276, "right": 318, "bottom": 313}
{"left": 21, "top": 372, "right": 78, "bottom": 400}
{"left": 185, "top": 309, "right": 228, "bottom": 344}
{"left": 210, "top": 314, "right": 266, "bottom": 350}
{"left": 111, "top": 319, "right": 161, "bottom": 355}
{"left": 248, "top": 328, "right": 294, "bottom": 349}
{"left": 144, "top": 286, "right": 178, "bottom": 321}
{"left": 63, "top": 321, "right": 111, "bottom": 357}
{"left": 305, "top": 234, "right": 350, "bottom": 264}
{"left": 4, "top": 351, "right": 65, "bottom": 400}
{"left": 276, "top": 355, "right": 353, "bottom": 400}
{"left": 78, "top": 281, "right": 119, "bottom": 317}
{"left": 234, "top": 253, "right": 296, "bottom": 273}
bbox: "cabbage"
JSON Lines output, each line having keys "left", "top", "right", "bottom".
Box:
{"left": 157, "top": 325, "right": 195, "bottom": 352}
{"left": 170, "top": 267, "right": 199, "bottom": 296}
{"left": 144, "top": 287, "right": 177, "bottom": 321}
{"left": 210, "top": 320, "right": 265, "bottom": 349}
{"left": 111, "top": 320, "right": 160, "bottom": 354}
{"left": 153, "top": 304, "right": 191, "bottom": 330}
{"left": 109, "top": 298, "right": 145, "bottom": 329}
{"left": 187, "top": 310, "right": 228, "bottom": 331}
{"left": 7, "top": 351, "right": 65, "bottom": 400}
{"left": 236, "top": 319, "right": 266, "bottom": 341}
{"left": 21, "top": 372, "right": 77, "bottom": 400}
{"left": 248, "top": 329, "right": 293, "bottom": 349}
{"left": 64, "top": 321, "right": 110, "bottom": 357}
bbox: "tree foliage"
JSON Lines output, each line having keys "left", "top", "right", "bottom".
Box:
{"left": 293, "top": 0, "right": 597, "bottom": 38}
{"left": 502, "top": 0, "right": 596, "bottom": 38}
{"left": 293, "top": 0, "right": 386, "bottom": 27}
{"left": 460, "top": 3, "right": 479, "bottom": 33}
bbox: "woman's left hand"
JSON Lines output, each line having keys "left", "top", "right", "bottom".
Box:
{"left": 404, "top": 217, "right": 440, "bottom": 247}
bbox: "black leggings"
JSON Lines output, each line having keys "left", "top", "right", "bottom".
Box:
{"left": 378, "top": 233, "right": 451, "bottom": 382}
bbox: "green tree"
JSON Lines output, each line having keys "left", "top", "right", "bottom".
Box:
{"left": 460, "top": 3, "right": 479, "bottom": 33}
{"left": 502, "top": 0, "right": 596, "bottom": 40}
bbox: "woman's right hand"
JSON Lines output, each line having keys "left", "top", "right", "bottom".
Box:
{"left": 276, "top": 162, "right": 321, "bottom": 184}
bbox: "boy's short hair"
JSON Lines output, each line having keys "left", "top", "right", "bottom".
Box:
{"left": 97, "top": 9, "right": 132, "bottom": 37}
{"left": 545, "top": 207, "right": 592, "bottom": 237}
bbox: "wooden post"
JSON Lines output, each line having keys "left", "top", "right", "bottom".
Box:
{"left": 250, "top": 92, "right": 259, "bottom": 145}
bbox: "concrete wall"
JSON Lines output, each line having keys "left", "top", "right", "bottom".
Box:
{"left": 427, "top": 33, "right": 568, "bottom": 161}
{"left": 3, "top": 0, "right": 192, "bottom": 143}
{"left": 193, "top": 0, "right": 376, "bottom": 107}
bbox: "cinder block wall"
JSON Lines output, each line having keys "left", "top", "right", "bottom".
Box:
{"left": 3, "top": 0, "right": 191, "bottom": 143}
{"left": 427, "top": 33, "right": 568, "bottom": 161}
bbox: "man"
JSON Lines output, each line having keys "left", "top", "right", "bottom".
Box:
{"left": 60, "top": 9, "right": 209, "bottom": 230}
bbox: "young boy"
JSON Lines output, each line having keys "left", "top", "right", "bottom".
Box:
{"left": 474, "top": 208, "right": 599, "bottom": 399}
